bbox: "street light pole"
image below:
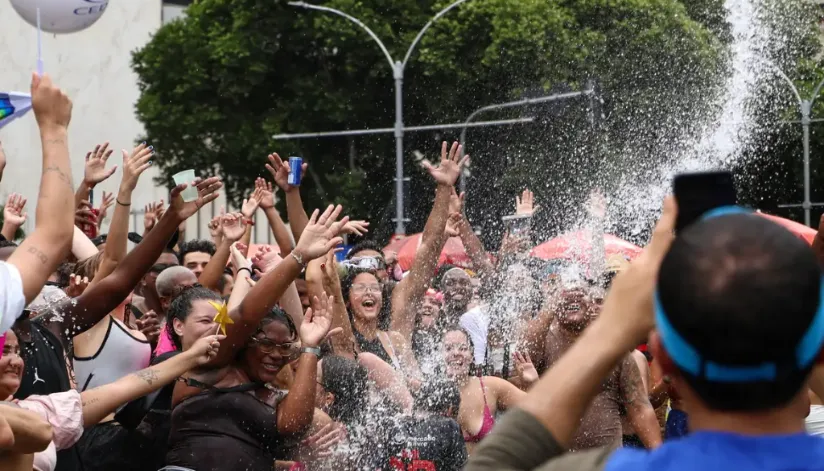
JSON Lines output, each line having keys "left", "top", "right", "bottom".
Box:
{"left": 458, "top": 89, "right": 595, "bottom": 193}
{"left": 289, "top": 0, "right": 472, "bottom": 235}
{"left": 762, "top": 60, "right": 824, "bottom": 226}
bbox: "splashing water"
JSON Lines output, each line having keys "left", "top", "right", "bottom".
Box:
{"left": 610, "top": 0, "right": 767, "bottom": 238}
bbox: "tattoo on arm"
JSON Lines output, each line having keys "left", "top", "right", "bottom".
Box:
{"left": 81, "top": 397, "right": 100, "bottom": 407}
{"left": 26, "top": 246, "right": 48, "bottom": 265}
{"left": 43, "top": 165, "right": 73, "bottom": 187}
{"left": 134, "top": 368, "right": 160, "bottom": 386}
{"left": 620, "top": 356, "right": 652, "bottom": 408}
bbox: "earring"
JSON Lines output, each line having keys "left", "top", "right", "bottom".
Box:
{"left": 663, "top": 375, "right": 672, "bottom": 384}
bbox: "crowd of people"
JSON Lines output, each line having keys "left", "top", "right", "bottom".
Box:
{"left": 2, "top": 73, "right": 824, "bottom": 471}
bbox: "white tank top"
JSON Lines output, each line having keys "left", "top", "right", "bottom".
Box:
{"left": 73, "top": 316, "right": 151, "bottom": 392}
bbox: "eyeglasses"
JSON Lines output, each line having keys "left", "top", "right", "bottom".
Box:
{"left": 343, "top": 256, "right": 386, "bottom": 271}
{"left": 351, "top": 284, "right": 382, "bottom": 295}
{"left": 251, "top": 337, "right": 299, "bottom": 355}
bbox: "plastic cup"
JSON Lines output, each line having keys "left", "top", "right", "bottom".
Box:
{"left": 172, "top": 169, "right": 198, "bottom": 202}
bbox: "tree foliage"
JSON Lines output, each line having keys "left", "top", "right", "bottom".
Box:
{"left": 134, "top": 0, "right": 729, "bottom": 244}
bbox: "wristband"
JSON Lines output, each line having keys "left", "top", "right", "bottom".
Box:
{"left": 237, "top": 267, "right": 253, "bottom": 277}
{"left": 244, "top": 218, "right": 255, "bottom": 226}
{"left": 116, "top": 199, "right": 131, "bottom": 206}
{"left": 290, "top": 250, "right": 307, "bottom": 269}
{"left": 300, "top": 346, "right": 321, "bottom": 357}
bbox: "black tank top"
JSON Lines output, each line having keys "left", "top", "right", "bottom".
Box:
{"left": 166, "top": 383, "right": 285, "bottom": 471}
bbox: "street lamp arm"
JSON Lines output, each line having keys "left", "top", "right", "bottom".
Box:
{"left": 288, "top": 1, "right": 396, "bottom": 70}
{"left": 759, "top": 57, "right": 803, "bottom": 105}
{"left": 401, "top": 0, "right": 472, "bottom": 67}
{"left": 809, "top": 76, "right": 824, "bottom": 109}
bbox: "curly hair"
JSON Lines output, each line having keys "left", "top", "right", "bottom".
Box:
{"left": 178, "top": 239, "right": 216, "bottom": 265}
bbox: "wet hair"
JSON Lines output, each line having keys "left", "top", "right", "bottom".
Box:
{"left": 346, "top": 240, "right": 385, "bottom": 260}
{"left": 341, "top": 268, "right": 391, "bottom": 331}
{"left": 0, "top": 240, "right": 18, "bottom": 248}
{"left": 255, "top": 305, "right": 297, "bottom": 339}
{"left": 320, "top": 355, "right": 369, "bottom": 425}
{"left": 166, "top": 286, "right": 223, "bottom": 349}
{"left": 415, "top": 379, "right": 461, "bottom": 415}
{"left": 658, "top": 214, "right": 821, "bottom": 412}
{"left": 73, "top": 252, "right": 103, "bottom": 280}
{"left": 178, "top": 239, "right": 216, "bottom": 264}
{"left": 53, "top": 262, "right": 75, "bottom": 288}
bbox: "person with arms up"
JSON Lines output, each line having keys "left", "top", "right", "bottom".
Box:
{"left": 0, "top": 73, "right": 75, "bottom": 336}
{"left": 467, "top": 199, "right": 824, "bottom": 471}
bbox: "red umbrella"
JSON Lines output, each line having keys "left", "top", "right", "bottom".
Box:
{"left": 385, "top": 233, "right": 471, "bottom": 271}
{"left": 756, "top": 212, "right": 817, "bottom": 245}
{"left": 530, "top": 231, "right": 643, "bottom": 261}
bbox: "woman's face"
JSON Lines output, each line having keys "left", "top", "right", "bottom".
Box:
{"left": 442, "top": 330, "right": 472, "bottom": 379}
{"left": 0, "top": 331, "right": 24, "bottom": 398}
{"left": 314, "top": 360, "right": 334, "bottom": 411}
{"left": 173, "top": 299, "right": 219, "bottom": 351}
{"left": 243, "top": 320, "right": 298, "bottom": 384}
{"left": 349, "top": 273, "right": 382, "bottom": 322}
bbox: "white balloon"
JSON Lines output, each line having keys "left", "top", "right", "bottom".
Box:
{"left": 9, "top": 0, "right": 109, "bottom": 34}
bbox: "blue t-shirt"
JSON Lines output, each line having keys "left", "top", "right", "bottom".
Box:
{"left": 606, "top": 431, "right": 824, "bottom": 471}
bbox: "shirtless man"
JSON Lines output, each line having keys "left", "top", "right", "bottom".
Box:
{"left": 543, "top": 278, "right": 662, "bottom": 450}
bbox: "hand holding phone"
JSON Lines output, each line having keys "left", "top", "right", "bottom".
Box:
{"left": 673, "top": 171, "right": 736, "bottom": 232}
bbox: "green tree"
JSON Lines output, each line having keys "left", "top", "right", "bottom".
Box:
{"left": 133, "top": 0, "right": 723, "bottom": 243}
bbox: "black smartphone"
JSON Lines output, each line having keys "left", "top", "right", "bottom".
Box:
{"left": 673, "top": 171, "right": 736, "bottom": 232}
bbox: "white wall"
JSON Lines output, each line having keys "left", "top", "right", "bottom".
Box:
{"left": 0, "top": 1, "right": 273, "bottom": 244}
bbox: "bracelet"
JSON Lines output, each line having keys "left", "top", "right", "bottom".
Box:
{"left": 290, "top": 250, "right": 307, "bottom": 269}
{"left": 300, "top": 346, "right": 321, "bottom": 357}
{"left": 237, "top": 267, "right": 253, "bottom": 277}
{"left": 244, "top": 218, "right": 255, "bottom": 226}
{"left": 116, "top": 199, "right": 131, "bottom": 206}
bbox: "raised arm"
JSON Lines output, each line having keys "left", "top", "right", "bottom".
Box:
{"left": 79, "top": 334, "right": 222, "bottom": 427}
{"left": 208, "top": 205, "right": 347, "bottom": 367}
{"left": 391, "top": 142, "right": 468, "bottom": 338}
{"left": 256, "top": 178, "right": 294, "bottom": 256}
{"left": 266, "top": 153, "right": 309, "bottom": 243}
{"left": 89, "top": 143, "right": 154, "bottom": 287}
{"left": 7, "top": 74, "right": 75, "bottom": 305}
{"left": 62, "top": 178, "right": 222, "bottom": 336}
{"left": 307, "top": 252, "right": 355, "bottom": 358}
{"left": 620, "top": 354, "right": 662, "bottom": 449}
{"left": 1, "top": 194, "right": 27, "bottom": 242}
{"left": 199, "top": 213, "right": 246, "bottom": 290}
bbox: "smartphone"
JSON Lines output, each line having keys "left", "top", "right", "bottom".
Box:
{"left": 673, "top": 171, "right": 736, "bottom": 232}
{"left": 80, "top": 208, "right": 100, "bottom": 239}
{"left": 502, "top": 214, "right": 532, "bottom": 236}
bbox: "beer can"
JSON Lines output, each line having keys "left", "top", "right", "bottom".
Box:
{"left": 288, "top": 157, "right": 303, "bottom": 186}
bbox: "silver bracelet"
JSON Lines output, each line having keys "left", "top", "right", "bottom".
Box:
{"left": 290, "top": 250, "right": 307, "bottom": 269}
{"left": 300, "top": 346, "right": 321, "bottom": 357}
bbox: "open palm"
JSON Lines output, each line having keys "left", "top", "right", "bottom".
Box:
{"left": 3, "top": 193, "right": 27, "bottom": 226}
{"left": 169, "top": 176, "right": 223, "bottom": 221}
{"left": 84, "top": 142, "right": 117, "bottom": 186}
{"left": 299, "top": 293, "right": 341, "bottom": 348}
{"left": 423, "top": 141, "right": 469, "bottom": 186}
{"left": 221, "top": 213, "right": 247, "bottom": 242}
{"left": 294, "top": 204, "right": 348, "bottom": 260}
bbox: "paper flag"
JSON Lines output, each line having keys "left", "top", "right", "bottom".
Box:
{"left": 0, "top": 92, "right": 33, "bottom": 130}
{"left": 209, "top": 300, "right": 233, "bottom": 335}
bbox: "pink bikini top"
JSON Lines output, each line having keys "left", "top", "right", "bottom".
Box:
{"left": 463, "top": 377, "right": 495, "bottom": 443}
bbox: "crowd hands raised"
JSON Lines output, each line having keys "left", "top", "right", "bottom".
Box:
{"left": 1, "top": 74, "right": 824, "bottom": 471}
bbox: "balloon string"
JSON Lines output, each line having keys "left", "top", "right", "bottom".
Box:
{"left": 36, "top": 7, "right": 43, "bottom": 76}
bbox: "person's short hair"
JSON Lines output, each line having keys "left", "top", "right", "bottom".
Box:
{"left": 658, "top": 213, "right": 822, "bottom": 412}
{"left": 415, "top": 379, "right": 461, "bottom": 415}
{"left": 320, "top": 355, "right": 369, "bottom": 425}
{"left": 346, "top": 240, "right": 385, "bottom": 260}
{"left": 178, "top": 239, "right": 216, "bottom": 264}
{"left": 156, "top": 266, "right": 197, "bottom": 298}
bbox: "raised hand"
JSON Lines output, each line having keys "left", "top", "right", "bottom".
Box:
{"left": 168, "top": 176, "right": 222, "bottom": 222}
{"left": 299, "top": 293, "right": 342, "bottom": 348}
{"left": 75, "top": 200, "right": 98, "bottom": 228}
{"left": 515, "top": 189, "right": 539, "bottom": 216}
{"left": 3, "top": 193, "right": 27, "bottom": 227}
{"left": 120, "top": 143, "right": 154, "bottom": 191}
{"left": 144, "top": 202, "right": 158, "bottom": 233}
{"left": 97, "top": 191, "right": 115, "bottom": 227}
{"left": 299, "top": 422, "right": 347, "bottom": 460}
{"left": 65, "top": 274, "right": 90, "bottom": 298}
{"left": 255, "top": 177, "right": 275, "bottom": 210}
{"left": 445, "top": 212, "right": 462, "bottom": 238}
{"left": 84, "top": 142, "right": 117, "bottom": 188}
{"left": 230, "top": 242, "right": 253, "bottom": 273}
{"left": 265, "top": 152, "right": 306, "bottom": 193}
{"left": 252, "top": 245, "right": 283, "bottom": 273}
{"left": 587, "top": 190, "right": 606, "bottom": 219}
{"left": 341, "top": 220, "right": 369, "bottom": 236}
{"left": 294, "top": 205, "right": 348, "bottom": 261}
{"left": 31, "top": 73, "right": 72, "bottom": 129}
{"left": 186, "top": 334, "right": 225, "bottom": 366}
{"left": 220, "top": 212, "right": 247, "bottom": 242}
{"left": 241, "top": 187, "right": 262, "bottom": 219}
{"left": 513, "top": 351, "right": 539, "bottom": 385}
{"left": 208, "top": 214, "right": 223, "bottom": 243}
{"left": 422, "top": 141, "right": 469, "bottom": 187}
